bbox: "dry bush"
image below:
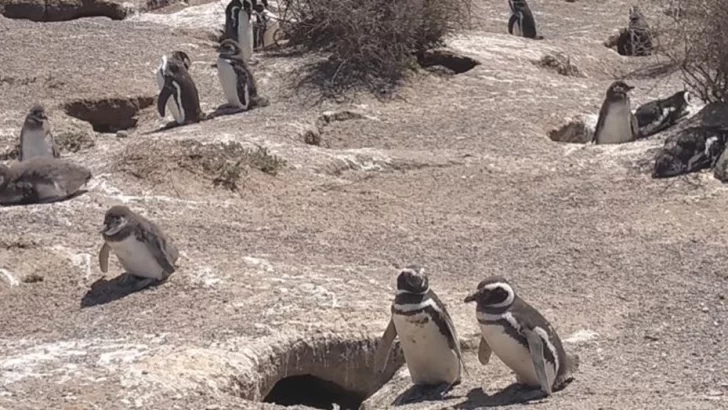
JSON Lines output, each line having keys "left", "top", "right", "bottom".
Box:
{"left": 115, "top": 139, "right": 286, "bottom": 191}
{"left": 279, "top": 0, "right": 472, "bottom": 94}
{"left": 660, "top": 0, "right": 728, "bottom": 102}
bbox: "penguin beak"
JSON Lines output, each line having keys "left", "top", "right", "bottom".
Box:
{"left": 464, "top": 290, "right": 481, "bottom": 303}
{"left": 98, "top": 223, "right": 109, "bottom": 234}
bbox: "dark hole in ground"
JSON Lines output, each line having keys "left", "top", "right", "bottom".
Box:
{"left": 63, "top": 96, "right": 154, "bottom": 133}
{"left": 417, "top": 49, "right": 480, "bottom": 74}
{"left": 264, "top": 375, "right": 365, "bottom": 410}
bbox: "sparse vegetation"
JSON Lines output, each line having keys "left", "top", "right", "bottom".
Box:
{"left": 279, "top": 0, "right": 473, "bottom": 94}
{"left": 534, "top": 53, "right": 582, "bottom": 77}
{"left": 115, "top": 139, "right": 286, "bottom": 191}
{"left": 55, "top": 130, "right": 95, "bottom": 153}
{"left": 660, "top": 0, "right": 728, "bottom": 102}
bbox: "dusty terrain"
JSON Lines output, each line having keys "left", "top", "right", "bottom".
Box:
{"left": 1, "top": 0, "right": 727, "bottom": 409}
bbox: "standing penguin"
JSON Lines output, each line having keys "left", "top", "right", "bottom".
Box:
{"left": 19, "top": 105, "right": 59, "bottom": 162}
{"left": 592, "top": 81, "right": 640, "bottom": 144}
{"left": 98, "top": 205, "right": 179, "bottom": 290}
{"left": 618, "top": 6, "right": 653, "bottom": 56}
{"left": 464, "top": 277, "right": 578, "bottom": 403}
{"left": 225, "top": 0, "right": 254, "bottom": 63}
{"left": 508, "top": 0, "right": 541, "bottom": 39}
{"left": 375, "top": 265, "right": 465, "bottom": 401}
{"left": 217, "top": 39, "right": 268, "bottom": 112}
{"left": 155, "top": 51, "right": 192, "bottom": 125}
{"left": 635, "top": 90, "right": 692, "bottom": 138}
{"left": 158, "top": 58, "right": 203, "bottom": 125}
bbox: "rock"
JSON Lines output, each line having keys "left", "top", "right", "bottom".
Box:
{"left": 0, "top": 0, "right": 131, "bottom": 22}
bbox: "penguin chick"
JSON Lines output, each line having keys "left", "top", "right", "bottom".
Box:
{"left": 593, "top": 81, "right": 640, "bottom": 144}
{"left": 464, "top": 277, "right": 578, "bottom": 403}
{"left": 375, "top": 265, "right": 465, "bottom": 402}
{"left": 635, "top": 90, "right": 691, "bottom": 139}
{"left": 217, "top": 39, "right": 269, "bottom": 112}
{"left": 19, "top": 104, "right": 59, "bottom": 162}
{"left": 98, "top": 205, "right": 179, "bottom": 290}
{"left": 0, "top": 157, "right": 91, "bottom": 206}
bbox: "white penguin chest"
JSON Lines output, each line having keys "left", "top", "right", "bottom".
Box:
{"left": 599, "top": 103, "right": 633, "bottom": 144}
{"left": 217, "top": 59, "right": 242, "bottom": 107}
{"left": 21, "top": 129, "right": 53, "bottom": 159}
{"left": 392, "top": 311, "right": 460, "bottom": 385}
{"left": 108, "top": 236, "right": 165, "bottom": 280}
{"left": 237, "top": 11, "right": 254, "bottom": 63}
{"left": 478, "top": 321, "right": 555, "bottom": 387}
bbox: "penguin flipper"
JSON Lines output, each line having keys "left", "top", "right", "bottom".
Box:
{"left": 148, "top": 234, "right": 177, "bottom": 275}
{"left": 524, "top": 327, "right": 552, "bottom": 395}
{"left": 157, "top": 85, "right": 173, "bottom": 118}
{"left": 630, "top": 113, "right": 640, "bottom": 141}
{"left": 592, "top": 103, "right": 608, "bottom": 144}
{"left": 99, "top": 242, "right": 111, "bottom": 273}
{"left": 375, "top": 319, "right": 397, "bottom": 374}
{"left": 478, "top": 336, "right": 492, "bottom": 365}
{"left": 507, "top": 14, "right": 519, "bottom": 36}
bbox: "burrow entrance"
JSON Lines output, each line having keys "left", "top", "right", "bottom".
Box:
{"left": 417, "top": 49, "right": 480, "bottom": 74}
{"left": 236, "top": 334, "right": 405, "bottom": 410}
{"left": 63, "top": 96, "right": 154, "bottom": 133}
{"left": 548, "top": 118, "right": 594, "bottom": 144}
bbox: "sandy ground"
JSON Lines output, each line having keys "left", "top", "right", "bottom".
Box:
{"left": 0, "top": 0, "right": 726, "bottom": 409}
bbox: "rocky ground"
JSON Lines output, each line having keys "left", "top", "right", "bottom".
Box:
{"left": 1, "top": 0, "right": 727, "bottom": 409}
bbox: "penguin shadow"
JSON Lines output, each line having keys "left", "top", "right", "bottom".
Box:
{"left": 207, "top": 104, "right": 246, "bottom": 119}
{"left": 81, "top": 274, "right": 165, "bottom": 308}
{"left": 144, "top": 121, "right": 187, "bottom": 135}
{"left": 392, "top": 383, "right": 460, "bottom": 406}
{"left": 455, "top": 380, "right": 574, "bottom": 408}
{"left": 0, "top": 190, "right": 89, "bottom": 207}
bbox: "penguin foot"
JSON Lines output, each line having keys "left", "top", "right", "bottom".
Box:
{"left": 510, "top": 384, "right": 548, "bottom": 404}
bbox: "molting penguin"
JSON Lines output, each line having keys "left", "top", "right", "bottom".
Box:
{"left": 508, "top": 0, "right": 541, "bottom": 40}
{"left": 19, "top": 104, "right": 59, "bottom": 161}
{"left": 635, "top": 90, "right": 692, "bottom": 139}
{"left": 98, "top": 205, "right": 179, "bottom": 290}
{"left": 225, "top": 0, "right": 254, "bottom": 63}
{"left": 158, "top": 58, "right": 203, "bottom": 125}
{"left": 375, "top": 265, "right": 465, "bottom": 402}
{"left": 156, "top": 51, "right": 192, "bottom": 125}
{"left": 593, "top": 81, "right": 640, "bottom": 144}
{"left": 0, "top": 157, "right": 91, "bottom": 206}
{"left": 464, "top": 277, "right": 578, "bottom": 403}
{"left": 618, "top": 6, "right": 653, "bottom": 56}
{"left": 217, "top": 39, "right": 268, "bottom": 112}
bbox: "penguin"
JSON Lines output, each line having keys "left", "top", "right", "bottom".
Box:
{"left": 508, "top": 0, "right": 541, "bottom": 40}
{"left": 464, "top": 277, "right": 578, "bottom": 402}
{"left": 618, "top": 6, "right": 653, "bottom": 56}
{"left": 98, "top": 205, "right": 179, "bottom": 290}
{"left": 0, "top": 157, "right": 91, "bottom": 206}
{"left": 634, "top": 90, "right": 692, "bottom": 139}
{"left": 375, "top": 265, "right": 465, "bottom": 401}
{"left": 19, "top": 105, "right": 59, "bottom": 162}
{"left": 224, "top": 0, "right": 254, "bottom": 63}
{"left": 157, "top": 58, "right": 203, "bottom": 125}
{"left": 155, "top": 51, "right": 192, "bottom": 125}
{"left": 653, "top": 126, "right": 728, "bottom": 178}
{"left": 217, "top": 39, "right": 268, "bottom": 112}
{"left": 592, "top": 81, "right": 640, "bottom": 145}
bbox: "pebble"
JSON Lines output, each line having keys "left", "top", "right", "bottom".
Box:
{"left": 116, "top": 130, "right": 129, "bottom": 139}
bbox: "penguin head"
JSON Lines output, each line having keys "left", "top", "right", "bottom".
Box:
{"left": 606, "top": 81, "right": 634, "bottom": 99}
{"left": 218, "top": 39, "right": 243, "bottom": 59}
{"left": 464, "top": 276, "right": 516, "bottom": 308}
{"left": 100, "top": 205, "right": 133, "bottom": 237}
{"left": 242, "top": 0, "right": 253, "bottom": 16}
{"left": 396, "top": 265, "right": 429, "bottom": 294}
{"left": 681, "top": 91, "right": 692, "bottom": 105}
{"left": 28, "top": 104, "right": 47, "bottom": 120}
{"left": 170, "top": 51, "right": 192, "bottom": 71}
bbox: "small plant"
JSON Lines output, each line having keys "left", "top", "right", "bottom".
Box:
{"left": 55, "top": 131, "right": 95, "bottom": 153}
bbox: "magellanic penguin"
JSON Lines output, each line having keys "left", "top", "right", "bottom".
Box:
{"left": 464, "top": 277, "right": 578, "bottom": 402}
{"left": 19, "top": 105, "right": 59, "bottom": 162}
{"left": 592, "top": 81, "right": 640, "bottom": 144}
{"left": 634, "top": 90, "right": 691, "bottom": 139}
{"left": 618, "top": 6, "right": 653, "bottom": 57}
{"left": 0, "top": 157, "right": 91, "bottom": 206}
{"left": 508, "top": 0, "right": 542, "bottom": 40}
{"left": 217, "top": 39, "right": 269, "bottom": 112}
{"left": 156, "top": 51, "right": 192, "bottom": 125}
{"left": 157, "top": 58, "right": 204, "bottom": 125}
{"left": 224, "top": 0, "right": 254, "bottom": 63}
{"left": 375, "top": 265, "right": 466, "bottom": 399}
{"left": 99, "top": 205, "right": 179, "bottom": 290}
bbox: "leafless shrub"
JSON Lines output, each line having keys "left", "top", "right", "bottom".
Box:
{"left": 278, "top": 0, "right": 473, "bottom": 95}
{"left": 660, "top": 0, "right": 728, "bottom": 103}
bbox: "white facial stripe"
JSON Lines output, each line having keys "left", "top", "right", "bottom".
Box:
{"left": 705, "top": 137, "right": 718, "bottom": 155}
{"left": 534, "top": 326, "right": 559, "bottom": 372}
{"left": 395, "top": 288, "right": 428, "bottom": 295}
{"left": 393, "top": 298, "right": 441, "bottom": 313}
{"left": 481, "top": 282, "right": 515, "bottom": 307}
{"left": 477, "top": 311, "right": 520, "bottom": 331}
